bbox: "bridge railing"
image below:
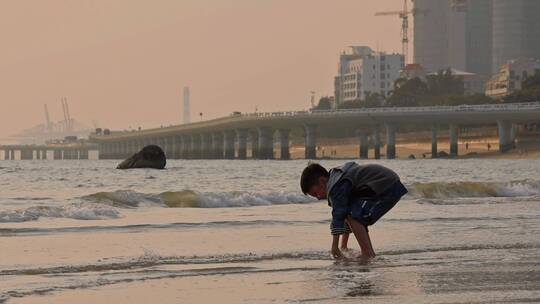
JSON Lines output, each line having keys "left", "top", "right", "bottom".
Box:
{"left": 240, "top": 101, "right": 540, "bottom": 118}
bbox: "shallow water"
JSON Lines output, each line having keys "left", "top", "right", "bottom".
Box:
{"left": 0, "top": 159, "right": 539, "bottom": 303}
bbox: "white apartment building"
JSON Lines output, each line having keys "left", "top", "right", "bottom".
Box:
{"left": 334, "top": 46, "right": 404, "bottom": 105}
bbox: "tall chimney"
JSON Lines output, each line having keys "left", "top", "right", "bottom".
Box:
{"left": 183, "top": 86, "right": 190, "bottom": 124}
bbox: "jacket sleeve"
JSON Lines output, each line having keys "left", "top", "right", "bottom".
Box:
{"left": 329, "top": 180, "right": 353, "bottom": 235}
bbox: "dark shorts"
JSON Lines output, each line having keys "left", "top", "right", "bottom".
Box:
{"left": 349, "top": 180, "right": 408, "bottom": 227}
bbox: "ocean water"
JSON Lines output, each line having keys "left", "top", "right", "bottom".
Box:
{"left": 0, "top": 159, "right": 539, "bottom": 303}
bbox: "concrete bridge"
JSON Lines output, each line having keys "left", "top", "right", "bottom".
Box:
{"left": 0, "top": 145, "right": 98, "bottom": 160}
{"left": 90, "top": 102, "right": 540, "bottom": 160}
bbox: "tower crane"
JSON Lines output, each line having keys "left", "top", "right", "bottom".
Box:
{"left": 375, "top": 0, "right": 427, "bottom": 64}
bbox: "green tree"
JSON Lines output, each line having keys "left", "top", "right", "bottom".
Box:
{"left": 364, "top": 92, "right": 384, "bottom": 107}
{"left": 427, "top": 68, "right": 465, "bottom": 96}
{"left": 313, "top": 96, "right": 332, "bottom": 110}
{"left": 386, "top": 77, "right": 428, "bottom": 107}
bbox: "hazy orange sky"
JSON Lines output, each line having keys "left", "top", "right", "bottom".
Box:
{"left": 0, "top": 0, "right": 404, "bottom": 141}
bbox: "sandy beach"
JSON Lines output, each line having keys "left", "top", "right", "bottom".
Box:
{"left": 290, "top": 133, "right": 540, "bottom": 160}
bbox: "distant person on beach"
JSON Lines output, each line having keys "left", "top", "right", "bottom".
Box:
{"left": 301, "top": 162, "right": 407, "bottom": 259}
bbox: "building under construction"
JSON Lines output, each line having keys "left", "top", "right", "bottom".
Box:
{"left": 413, "top": 0, "right": 540, "bottom": 77}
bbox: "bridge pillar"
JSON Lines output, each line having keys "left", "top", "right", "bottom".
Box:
{"left": 385, "top": 123, "right": 396, "bottom": 159}
{"left": 199, "top": 133, "right": 211, "bottom": 159}
{"left": 258, "top": 127, "right": 274, "bottom": 159}
{"left": 304, "top": 124, "right": 317, "bottom": 159}
{"left": 21, "top": 148, "right": 33, "bottom": 160}
{"left": 54, "top": 149, "right": 62, "bottom": 160}
{"left": 156, "top": 138, "right": 164, "bottom": 156}
{"left": 120, "top": 142, "right": 127, "bottom": 159}
{"left": 510, "top": 123, "right": 517, "bottom": 143}
{"left": 181, "top": 135, "right": 191, "bottom": 159}
{"left": 127, "top": 141, "right": 133, "bottom": 157}
{"left": 250, "top": 131, "right": 259, "bottom": 159}
{"left": 125, "top": 142, "right": 132, "bottom": 156}
{"left": 106, "top": 143, "right": 112, "bottom": 159}
{"left": 63, "top": 149, "right": 72, "bottom": 160}
{"left": 163, "top": 137, "right": 173, "bottom": 159}
{"left": 211, "top": 132, "right": 224, "bottom": 159}
{"left": 497, "top": 120, "right": 514, "bottom": 153}
{"left": 174, "top": 136, "right": 182, "bottom": 159}
{"left": 10, "top": 150, "right": 16, "bottom": 160}
{"left": 236, "top": 129, "right": 248, "bottom": 160}
{"left": 116, "top": 142, "right": 124, "bottom": 159}
{"left": 169, "top": 135, "right": 180, "bottom": 159}
{"left": 224, "top": 130, "right": 236, "bottom": 159}
{"left": 278, "top": 129, "right": 291, "bottom": 160}
{"left": 358, "top": 131, "right": 369, "bottom": 159}
{"left": 110, "top": 143, "right": 116, "bottom": 159}
{"left": 449, "top": 123, "right": 459, "bottom": 158}
{"left": 98, "top": 144, "right": 104, "bottom": 159}
{"left": 79, "top": 149, "right": 89, "bottom": 159}
{"left": 373, "top": 126, "right": 381, "bottom": 159}
{"left": 102, "top": 143, "right": 109, "bottom": 159}
{"left": 190, "top": 134, "right": 201, "bottom": 159}
{"left": 431, "top": 125, "right": 438, "bottom": 158}
{"left": 113, "top": 143, "right": 119, "bottom": 159}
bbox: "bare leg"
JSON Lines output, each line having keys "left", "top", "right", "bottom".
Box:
{"left": 347, "top": 215, "right": 375, "bottom": 258}
{"left": 340, "top": 233, "right": 349, "bottom": 250}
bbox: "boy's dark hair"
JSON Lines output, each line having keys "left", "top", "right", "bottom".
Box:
{"left": 300, "top": 163, "right": 329, "bottom": 194}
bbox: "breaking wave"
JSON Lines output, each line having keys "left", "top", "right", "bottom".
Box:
{"left": 0, "top": 190, "right": 315, "bottom": 223}
{"left": 2, "top": 180, "right": 538, "bottom": 223}
{"left": 407, "top": 180, "right": 540, "bottom": 199}
{"left": 82, "top": 190, "right": 316, "bottom": 208}
{"left": 0, "top": 203, "right": 120, "bottom": 223}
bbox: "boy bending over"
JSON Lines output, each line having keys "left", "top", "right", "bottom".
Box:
{"left": 301, "top": 162, "right": 407, "bottom": 259}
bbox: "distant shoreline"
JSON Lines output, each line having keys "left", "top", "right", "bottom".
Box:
{"left": 287, "top": 133, "right": 540, "bottom": 160}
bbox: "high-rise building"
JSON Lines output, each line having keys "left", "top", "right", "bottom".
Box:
{"left": 334, "top": 46, "right": 404, "bottom": 105}
{"left": 492, "top": 0, "right": 540, "bottom": 74}
{"left": 413, "top": 0, "right": 492, "bottom": 77}
{"left": 414, "top": 0, "right": 540, "bottom": 77}
{"left": 413, "top": 0, "right": 450, "bottom": 73}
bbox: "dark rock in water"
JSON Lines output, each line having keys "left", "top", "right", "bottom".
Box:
{"left": 438, "top": 151, "right": 449, "bottom": 158}
{"left": 116, "top": 145, "right": 166, "bottom": 169}
{"left": 408, "top": 154, "right": 416, "bottom": 159}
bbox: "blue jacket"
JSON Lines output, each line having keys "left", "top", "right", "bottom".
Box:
{"left": 326, "top": 162, "right": 356, "bottom": 235}
{"left": 326, "top": 162, "right": 400, "bottom": 235}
